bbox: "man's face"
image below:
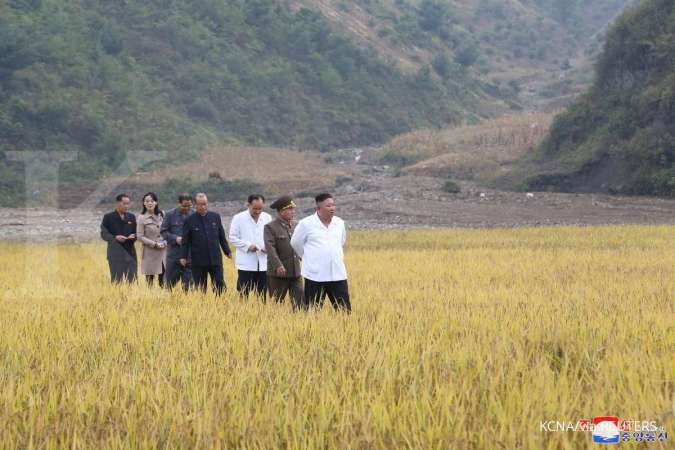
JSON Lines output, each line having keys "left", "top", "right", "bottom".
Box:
{"left": 195, "top": 198, "right": 208, "bottom": 215}
{"left": 117, "top": 197, "right": 130, "bottom": 214}
{"left": 248, "top": 199, "right": 264, "bottom": 220}
{"left": 317, "top": 197, "right": 336, "bottom": 219}
{"left": 179, "top": 199, "right": 193, "bottom": 214}
{"left": 279, "top": 207, "right": 295, "bottom": 222}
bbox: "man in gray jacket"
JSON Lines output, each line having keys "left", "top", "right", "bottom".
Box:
{"left": 160, "top": 193, "right": 194, "bottom": 291}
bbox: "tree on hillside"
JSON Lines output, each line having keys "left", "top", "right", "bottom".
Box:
{"left": 418, "top": 0, "right": 450, "bottom": 32}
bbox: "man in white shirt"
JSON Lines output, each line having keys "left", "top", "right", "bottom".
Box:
{"left": 229, "top": 194, "right": 272, "bottom": 299}
{"left": 291, "top": 193, "right": 350, "bottom": 312}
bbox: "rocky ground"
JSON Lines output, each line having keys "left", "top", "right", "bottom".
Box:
{"left": 2, "top": 153, "right": 674, "bottom": 242}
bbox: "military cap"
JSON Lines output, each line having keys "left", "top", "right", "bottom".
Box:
{"left": 270, "top": 195, "right": 296, "bottom": 211}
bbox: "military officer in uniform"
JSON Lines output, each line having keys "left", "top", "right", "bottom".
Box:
{"left": 161, "top": 193, "right": 194, "bottom": 291}
{"left": 100, "top": 193, "right": 138, "bottom": 283}
{"left": 264, "top": 195, "right": 304, "bottom": 309}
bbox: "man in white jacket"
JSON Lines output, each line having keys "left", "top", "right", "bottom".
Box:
{"left": 229, "top": 194, "right": 272, "bottom": 299}
{"left": 291, "top": 193, "right": 350, "bottom": 312}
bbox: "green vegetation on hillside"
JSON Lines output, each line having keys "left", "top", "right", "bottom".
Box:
{"left": 514, "top": 0, "right": 674, "bottom": 196}
{"left": 321, "top": 0, "right": 630, "bottom": 81}
{"left": 0, "top": 0, "right": 482, "bottom": 204}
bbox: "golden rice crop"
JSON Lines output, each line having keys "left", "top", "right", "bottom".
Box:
{"left": 0, "top": 226, "right": 673, "bottom": 449}
{"left": 376, "top": 113, "right": 555, "bottom": 181}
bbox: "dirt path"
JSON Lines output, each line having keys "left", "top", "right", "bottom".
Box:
{"left": 2, "top": 168, "right": 674, "bottom": 242}
{"left": 2, "top": 146, "right": 673, "bottom": 242}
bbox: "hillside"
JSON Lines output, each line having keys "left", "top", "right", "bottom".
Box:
{"left": 0, "top": 0, "right": 485, "bottom": 204}
{"left": 298, "top": 0, "right": 632, "bottom": 109}
{"left": 373, "top": 112, "right": 555, "bottom": 183}
{"left": 0, "top": 0, "right": 632, "bottom": 205}
{"left": 508, "top": 0, "right": 675, "bottom": 196}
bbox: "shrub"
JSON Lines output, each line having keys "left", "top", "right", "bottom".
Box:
{"left": 442, "top": 180, "right": 461, "bottom": 193}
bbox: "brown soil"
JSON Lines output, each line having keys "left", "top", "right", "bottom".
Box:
{"left": 3, "top": 148, "right": 673, "bottom": 242}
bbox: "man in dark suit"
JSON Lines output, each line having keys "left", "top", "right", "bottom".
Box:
{"left": 161, "top": 192, "right": 194, "bottom": 291}
{"left": 180, "top": 193, "right": 231, "bottom": 295}
{"left": 264, "top": 195, "right": 304, "bottom": 309}
{"left": 100, "top": 193, "right": 138, "bottom": 283}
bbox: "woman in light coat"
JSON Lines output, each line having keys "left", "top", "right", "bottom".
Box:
{"left": 137, "top": 192, "right": 166, "bottom": 286}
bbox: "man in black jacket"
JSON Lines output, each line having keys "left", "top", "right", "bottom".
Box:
{"left": 161, "top": 192, "right": 194, "bottom": 291}
{"left": 180, "top": 193, "right": 231, "bottom": 295}
{"left": 100, "top": 193, "right": 138, "bottom": 283}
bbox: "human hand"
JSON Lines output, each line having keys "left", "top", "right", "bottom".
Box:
{"left": 248, "top": 244, "right": 258, "bottom": 252}
{"left": 275, "top": 266, "right": 287, "bottom": 277}
{"left": 179, "top": 258, "right": 187, "bottom": 266}
{"left": 115, "top": 235, "right": 127, "bottom": 242}
{"left": 176, "top": 236, "right": 183, "bottom": 245}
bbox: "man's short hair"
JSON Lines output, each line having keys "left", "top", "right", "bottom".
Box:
{"left": 247, "top": 194, "right": 265, "bottom": 204}
{"left": 315, "top": 193, "right": 333, "bottom": 204}
{"left": 177, "top": 193, "right": 192, "bottom": 202}
{"left": 194, "top": 192, "right": 208, "bottom": 202}
{"left": 116, "top": 193, "right": 130, "bottom": 202}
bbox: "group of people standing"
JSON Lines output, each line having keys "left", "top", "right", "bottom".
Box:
{"left": 100, "top": 191, "right": 351, "bottom": 312}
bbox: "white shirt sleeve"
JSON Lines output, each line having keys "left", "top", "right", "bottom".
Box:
{"left": 341, "top": 222, "right": 347, "bottom": 246}
{"left": 228, "top": 214, "right": 251, "bottom": 252}
{"left": 290, "top": 220, "right": 307, "bottom": 258}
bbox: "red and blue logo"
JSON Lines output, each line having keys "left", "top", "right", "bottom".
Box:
{"left": 593, "top": 416, "right": 620, "bottom": 444}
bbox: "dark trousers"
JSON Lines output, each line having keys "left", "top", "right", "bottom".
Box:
{"left": 237, "top": 270, "right": 267, "bottom": 300}
{"left": 145, "top": 270, "right": 164, "bottom": 288}
{"left": 267, "top": 275, "right": 304, "bottom": 309}
{"left": 165, "top": 257, "right": 192, "bottom": 292}
{"left": 192, "top": 265, "right": 225, "bottom": 296}
{"left": 109, "top": 258, "right": 137, "bottom": 284}
{"left": 304, "top": 279, "right": 351, "bottom": 312}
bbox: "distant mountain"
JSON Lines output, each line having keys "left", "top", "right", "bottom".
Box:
{"left": 509, "top": 0, "right": 674, "bottom": 196}
{"left": 0, "top": 0, "right": 487, "bottom": 203}
{"left": 0, "top": 0, "right": 631, "bottom": 203}
{"left": 298, "top": 0, "right": 632, "bottom": 108}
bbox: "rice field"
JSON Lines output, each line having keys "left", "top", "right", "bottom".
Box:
{"left": 0, "top": 226, "right": 673, "bottom": 449}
